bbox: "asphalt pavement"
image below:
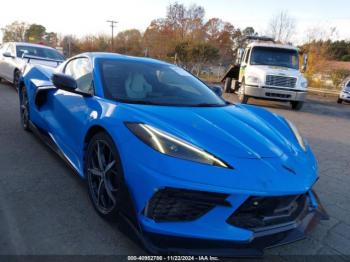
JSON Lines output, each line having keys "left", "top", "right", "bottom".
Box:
{"left": 0, "top": 82, "right": 350, "bottom": 258}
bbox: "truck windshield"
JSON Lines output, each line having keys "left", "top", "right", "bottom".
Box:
{"left": 250, "top": 47, "right": 299, "bottom": 70}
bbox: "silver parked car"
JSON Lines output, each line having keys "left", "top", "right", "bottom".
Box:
{"left": 338, "top": 79, "right": 350, "bottom": 104}
{"left": 0, "top": 42, "right": 64, "bottom": 89}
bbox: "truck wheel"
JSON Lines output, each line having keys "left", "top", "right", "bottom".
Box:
{"left": 224, "top": 78, "right": 232, "bottom": 93}
{"left": 337, "top": 98, "right": 343, "bottom": 104}
{"left": 232, "top": 80, "right": 239, "bottom": 93}
{"left": 291, "top": 101, "right": 304, "bottom": 110}
{"left": 238, "top": 81, "right": 249, "bottom": 104}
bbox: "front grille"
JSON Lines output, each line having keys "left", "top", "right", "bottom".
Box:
{"left": 144, "top": 188, "right": 230, "bottom": 222}
{"left": 266, "top": 75, "right": 297, "bottom": 88}
{"left": 266, "top": 92, "right": 291, "bottom": 99}
{"left": 227, "top": 194, "right": 308, "bottom": 231}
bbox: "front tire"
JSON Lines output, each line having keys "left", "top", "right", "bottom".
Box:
{"left": 13, "top": 70, "right": 21, "bottom": 91}
{"left": 20, "top": 86, "right": 31, "bottom": 131}
{"left": 238, "top": 80, "right": 249, "bottom": 104}
{"left": 291, "top": 101, "right": 304, "bottom": 110}
{"left": 86, "top": 132, "right": 123, "bottom": 221}
{"left": 337, "top": 98, "right": 343, "bottom": 104}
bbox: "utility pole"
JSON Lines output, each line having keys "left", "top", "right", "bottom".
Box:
{"left": 107, "top": 20, "right": 118, "bottom": 51}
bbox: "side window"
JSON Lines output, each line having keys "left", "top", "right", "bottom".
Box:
{"left": 65, "top": 58, "right": 93, "bottom": 94}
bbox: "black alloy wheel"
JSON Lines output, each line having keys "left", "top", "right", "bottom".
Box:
{"left": 20, "top": 86, "right": 30, "bottom": 131}
{"left": 86, "top": 132, "right": 121, "bottom": 219}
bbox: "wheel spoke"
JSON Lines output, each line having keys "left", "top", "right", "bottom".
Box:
{"left": 104, "top": 179, "right": 116, "bottom": 204}
{"left": 104, "top": 160, "right": 115, "bottom": 174}
{"left": 88, "top": 168, "right": 102, "bottom": 177}
{"left": 96, "top": 179, "right": 104, "bottom": 206}
{"left": 96, "top": 141, "right": 106, "bottom": 170}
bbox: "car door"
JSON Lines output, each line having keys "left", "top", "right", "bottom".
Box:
{"left": 49, "top": 57, "right": 96, "bottom": 172}
{"left": 239, "top": 48, "right": 251, "bottom": 82}
{"left": 0, "top": 43, "right": 9, "bottom": 79}
{"left": 2, "top": 44, "right": 17, "bottom": 81}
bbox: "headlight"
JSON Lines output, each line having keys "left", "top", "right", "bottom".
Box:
{"left": 125, "top": 123, "right": 231, "bottom": 169}
{"left": 300, "top": 79, "right": 308, "bottom": 88}
{"left": 246, "top": 75, "right": 260, "bottom": 85}
{"left": 285, "top": 119, "right": 307, "bottom": 151}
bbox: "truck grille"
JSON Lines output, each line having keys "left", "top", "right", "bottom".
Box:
{"left": 266, "top": 75, "right": 297, "bottom": 88}
{"left": 227, "top": 194, "right": 308, "bottom": 231}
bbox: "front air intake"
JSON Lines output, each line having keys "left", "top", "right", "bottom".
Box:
{"left": 227, "top": 194, "right": 309, "bottom": 231}
{"left": 144, "top": 188, "right": 231, "bottom": 222}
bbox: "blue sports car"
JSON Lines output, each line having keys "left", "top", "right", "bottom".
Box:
{"left": 19, "top": 52, "right": 328, "bottom": 256}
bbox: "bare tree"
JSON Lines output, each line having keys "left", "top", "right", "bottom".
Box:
{"left": 305, "top": 25, "right": 337, "bottom": 43}
{"left": 268, "top": 11, "right": 296, "bottom": 43}
{"left": 1, "top": 21, "right": 29, "bottom": 42}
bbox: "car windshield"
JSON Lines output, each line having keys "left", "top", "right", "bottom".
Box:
{"left": 250, "top": 46, "right": 299, "bottom": 70}
{"left": 98, "top": 59, "right": 227, "bottom": 107}
{"left": 345, "top": 81, "right": 350, "bottom": 91}
{"left": 16, "top": 45, "right": 64, "bottom": 60}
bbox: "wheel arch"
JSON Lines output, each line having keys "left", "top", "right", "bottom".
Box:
{"left": 18, "top": 78, "right": 26, "bottom": 103}
{"left": 83, "top": 124, "right": 141, "bottom": 230}
{"left": 84, "top": 125, "right": 112, "bottom": 149}
{"left": 13, "top": 68, "right": 20, "bottom": 82}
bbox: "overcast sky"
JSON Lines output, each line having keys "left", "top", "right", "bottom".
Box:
{"left": 1, "top": 0, "right": 349, "bottom": 44}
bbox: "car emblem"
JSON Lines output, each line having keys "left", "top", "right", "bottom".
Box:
{"left": 282, "top": 165, "right": 296, "bottom": 175}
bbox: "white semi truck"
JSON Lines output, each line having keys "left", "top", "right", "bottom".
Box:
{"left": 222, "top": 36, "right": 308, "bottom": 110}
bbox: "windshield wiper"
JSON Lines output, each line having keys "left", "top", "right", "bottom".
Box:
{"left": 193, "top": 103, "right": 227, "bottom": 107}
{"left": 117, "top": 99, "right": 160, "bottom": 105}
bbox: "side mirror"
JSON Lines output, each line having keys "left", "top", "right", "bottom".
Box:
{"left": 209, "top": 85, "right": 223, "bottom": 97}
{"left": 3, "top": 52, "right": 14, "bottom": 58}
{"left": 236, "top": 48, "right": 245, "bottom": 64}
{"left": 302, "top": 53, "right": 308, "bottom": 72}
{"left": 52, "top": 73, "right": 77, "bottom": 92}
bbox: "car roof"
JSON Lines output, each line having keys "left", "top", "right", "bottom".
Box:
{"left": 78, "top": 52, "right": 171, "bottom": 66}
{"left": 247, "top": 42, "right": 299, "bottom": 51}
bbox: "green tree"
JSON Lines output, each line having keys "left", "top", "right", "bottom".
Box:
{"left": 25, "top": 24, "right": 46, "bottom": 43}
{"left": 115, "top": 29, "right": 143, "bottom": 56}
{"left": 190, "top": 43, "right": 219, "bottom": 76}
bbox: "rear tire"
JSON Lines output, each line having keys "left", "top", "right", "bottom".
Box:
{"left": 224, "top": 78, "right": 232, "bottom": 93}
{"left": 291, "top": 101, "right": 304, "bottom": 110}
{"left": 231, "top": 80, "right": 239, "bottom": 93}
{"left": 85, "top": 132, "right": 123, "bottom": 221}
{"left": 238, "top": 80, "right": 249, "bottom": 104}
{"left": 337, "top": 98, "right": 343, "bottom": 104}
{"left": 20, "top": 86, "right": 31, "bottom": 132}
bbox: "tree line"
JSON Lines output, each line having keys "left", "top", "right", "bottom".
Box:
{"left": 1, "top": 2, "right": 258, "bottom": 74}
{"left": 2, "top": 3, "right": 350, "bottom": 84}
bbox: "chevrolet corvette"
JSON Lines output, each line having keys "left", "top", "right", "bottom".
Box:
{"left": 18, "top": 52, "right": 328, "bottom": 256}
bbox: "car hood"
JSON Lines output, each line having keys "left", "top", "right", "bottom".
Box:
{"left": 121, "top": 103, "right": 300, "bottom": 160}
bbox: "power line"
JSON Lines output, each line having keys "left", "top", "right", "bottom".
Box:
{"left": 106, "top": 20, "right": 118, "bottom": 51}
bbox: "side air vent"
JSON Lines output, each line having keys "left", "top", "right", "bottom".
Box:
{"left": 144, "top": 188, "right": 230, "bottom": 222}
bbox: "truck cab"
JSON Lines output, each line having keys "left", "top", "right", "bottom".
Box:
{"left": 223, "top": 39, "right": 308, "bottom": 110}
